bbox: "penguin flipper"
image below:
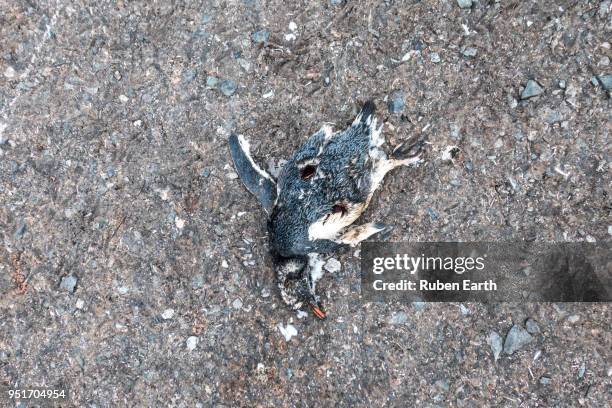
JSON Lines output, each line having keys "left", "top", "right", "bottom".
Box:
{"left": 229, "top": 134, "right": 277, "bottom": 213}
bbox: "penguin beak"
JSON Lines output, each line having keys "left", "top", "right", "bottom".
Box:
{"left": 309, "top": 302, "right": 327, "bottom": 320}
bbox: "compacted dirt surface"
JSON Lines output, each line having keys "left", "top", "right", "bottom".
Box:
{"left": 1, "top": 0, "right": 611, "bottom": 406}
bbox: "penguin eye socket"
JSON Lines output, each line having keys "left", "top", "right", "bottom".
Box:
{"left": 332, "top": 204, "right": 347, "bottom": 216}
{"left": 300, "top": 165, "right": 317, "bottom": 180}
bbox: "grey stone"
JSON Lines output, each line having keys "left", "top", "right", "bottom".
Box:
{"left": 578, "top": 364, "right": 586, "bottom": 379}
{"left": 14, "top": 221, "right": 27, "bottom": 238}
{"left": 539, "top": 376, "right": 552, "bottom": 385}
{"left": 389, "top": 311, "right": 408, "bottom": 324}
{"left": 521, "top": 80, "right": 544, "bottom": 99}
{"left": 251, "top": 30, "right": 270, "bottom": 44}
{"left": 430, "top": 52, "right": 441, "bottom": 63}
{"left": 60, "top": 275, "right": 78, "bottom": 293}
{"left": 542, "top": 108, "right": 563, "bottom": 124}
{"left": 161, "top": 309, "right": 175, "bottom": 319}
{"left": 525, "top": 318, "right": 540, "bottom": 334}
{"left": 232, "top": 298, "right": 243, "bottom": 309}
{"left": 597, "top": 74, "right": 612, "bottom": 90}
{"left": 412, "top": 301, "right": 427, "bottom": 311}
{"left": 324, "top": 258, "right": 341, "bottom": 273}
{"left": 191, "top": 274, "right": 204, "bottom": 289}
{"left": 488, "top": 331, "right": 503, "bottom": 361}
{"left": 464, "top": 160, "right": 473, "bottom": 172}
{"left": 599, "top": 1, "right": 611, "bottom": 18}
{"left": 434, "top": 379, "right": 450, "bottom": 394}
{"left": 503, "top": 325, "right": 533, "bottom": 354}
{"left": 206, "top": 76, "right": 219, "bottom": 88}
{"left": 567, "top": 314, "right": 580, "bottom": 324}
{"left": 186, "top": 336, "right": 198, "bottom": 351}
{"left": 182, "top": 68, "right": 197, "bottom": 83}
{"left": 461, "top": 47, "right": 477, "bottom": 57}
{"left": 388, "top": 91, "right": 405, "bottom": 113}
{"left": 426, "top": 208, "right": 439, "bottom": 221}
{"left": 220, "top": 80, "right": 237, "bottom": 96}
{"left": 457, "top": 0, "right": 473, "bottom": 9}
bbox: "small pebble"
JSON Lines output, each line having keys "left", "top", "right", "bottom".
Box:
{"left": 503, "top": 324, "right": 533, "bottom": 354}
{"left": 539, "top": 376, "right": 552, "bottom": 385}
{"left": 435, "top": 379, "right": 450, "bottom": 392}
{"left": 389, "top": 311, "right": 408, "bottom": 325}
{"left": 161, "top": 308, "right": 175, "bottom": 320}
{"left": 278, "top": 323, "right": 298, "bottom": 341}
{"left": 567, "top": 314, "right": 580, "bottom": 324}
{"left": 118, "top": 95, "right": 129, "bottom": 103}
{"left": 60, "top": 275, "right": 78, "bottom": 293}
{"left": 597, "top": 74, "right": 612, "bottom": 90}
{"left": 261, "top": 288, "right": 270, "bottom": 298}
{"left": 232, "top": 298, "right": 243, "bottom": 309}
{"left": 324, "top": 258, "right": 341, "bottom": 273}
{"left": 288, "top": 21, "right": 297, "bottom": 31}
{"left": 251, "top": 30, "right": 270, "bottom": 44}
{"left": 430, "top": 52, "right": 441, "bottom": 63}
{"left": 488, "top": 331, "right": 503, "bottom": 361}
{"left": 219, "top": 80, "right": 237, "bottom": 96}
{"left": 186, "top": 336, "right": 199, "bottom": 351}
{"left": 521, "top": 80, "right": 544, "bottom": 99}
{"left": 387, "top": 91, "right": 405, "bottom": 114}
{"left": 4, "top": 66, "right": 17, "bottom": 79}
{"left": 412, "top": 301, "right": 427, "bottom": 311}
{"left": 14, "top": 222, "right": 27, "bottom": 238}
{"left": 600, "top": 1, "right": 611, "bottom": 18}
{"left": 182, "top": 68, "right": 197, "bottom": 83}
{"left": 206, "top": 76, "right": 219, "bottom": 88}
{"left": 191, "top": 274, "right": 204, "bottom": 289}
{"left": 525, "top": 318, "right": 540, "bottom": 334}
{"left": 426, "top": 208, "right": 439, "bottom": 221}
{"left": 457, "top": 0, "right": 473, "bottom": 8}
{"left": 75, "top": 299, "right": 85, "bottom": 309}
{"left": 461, "top": 47, "right": 477, "bottom": 57}
{"left": 578, "top": 364, "right": 586, "bottom": 379}
{"left": 558, "top": 80, "right": 566, "bottom": 89}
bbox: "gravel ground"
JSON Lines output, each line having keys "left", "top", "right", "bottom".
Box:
{"left": 1, "top": 0, "right": 611, "bottom": 406}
